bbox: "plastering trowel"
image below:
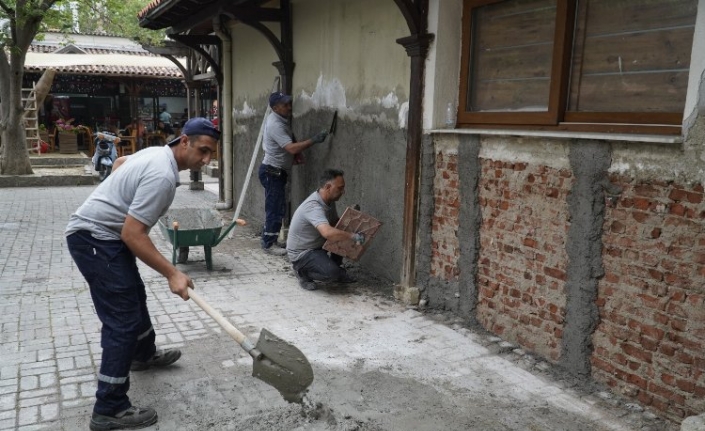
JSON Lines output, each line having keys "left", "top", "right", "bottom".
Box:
{"left": 187, "top": 287, "right": 314, "bottom": 403}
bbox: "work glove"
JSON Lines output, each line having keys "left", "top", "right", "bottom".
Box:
{"left": 352, "top": 232, "right": 365, "bottom": 246}
{"left": 310, "top": 130, "right": 329, "bottom": 144}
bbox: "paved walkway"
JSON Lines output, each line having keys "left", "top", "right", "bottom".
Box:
{"left": 0, "top": 180, "right": 675, "bottom": 431}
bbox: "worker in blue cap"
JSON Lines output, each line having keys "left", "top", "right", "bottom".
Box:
{"left": 259, "top": 91, "right": 328, "bottom": 256}
{"left": 65, "top": 118, "right": 220, "bottom": 431}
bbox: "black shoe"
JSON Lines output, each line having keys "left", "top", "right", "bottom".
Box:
{"left": 131, "top": 349, "right": 181, "bottom": 371}
{"left": 89, "top": 406, "right": 158, "bottom": 431}
{"left": 339, "top": 273, "right": 357, "bottom": 283}
{"left": 295, "top": 271, "right": 317, "bottom": 291}
{"left": 263, "top": 246, "right": 287, "bottom": 257}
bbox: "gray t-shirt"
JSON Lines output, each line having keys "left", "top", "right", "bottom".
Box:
{"left": 65, "top": 145, "right": 180, "bottom": 240}
{"left": 287, "top": 191, "right": 338, "bottom": 262}
{"left": 262, "top": 111, "right": 294, "bottom": 170}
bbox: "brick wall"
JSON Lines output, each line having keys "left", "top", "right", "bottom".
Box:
{"left": 475, "top": 160, "right": 573, "bottom": 361}
{"left": 593, "top": 178, "right": 705, "bottom": 421}
{"left": 430, "top": 151, "right": 460, "bottom": 280}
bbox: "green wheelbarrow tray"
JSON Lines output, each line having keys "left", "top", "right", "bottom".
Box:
{"left": 158, "top": 208, "right": 245, "bottom": 270}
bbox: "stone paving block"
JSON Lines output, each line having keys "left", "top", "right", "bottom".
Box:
{"left": 19, "top": 393, "right": 58, "bottom": 408}
{"left": 79, "top": 382, "right": 95, "bottom": 398}
{"left": 40, "top": 403, "right": 58, "bottom": 421}
{"left": 60, "top": 384, "right": 78, "bottom": 401}
{"left": 17, "top": 406, "right": 38, "bottom": 426}
{"left": 0, "top": 394, "right": 15, "bottom": 411}
{"left": 19, "top": 376, "right": 38, "bottom": 391}
{"left": 19, "top": 388, "right": 56, "bottom": 400}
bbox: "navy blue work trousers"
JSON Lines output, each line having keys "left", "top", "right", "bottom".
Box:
{"left": 292, "top": 249, "right": 345, "bottom": 282}
{"left": 258, "top": 164, "right": 288, "bottom": 249}
{"left": 66, "top": 230, "right": 156, "bottom": 416}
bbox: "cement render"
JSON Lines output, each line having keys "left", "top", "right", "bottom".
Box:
{"left": 561, "top": 142, "right": 612, "bottom": 377}
{"left": 233, "top": 111, "right": 407, "bottom": 284}
{"left": 0, "top": 181, "right": 676, "bottom": 430}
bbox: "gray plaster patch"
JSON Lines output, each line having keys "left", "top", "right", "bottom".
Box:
{"left": 561, "top": 141, "right": 612, "bottom": 377}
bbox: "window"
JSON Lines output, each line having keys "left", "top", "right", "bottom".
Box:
{"left": 458, "top": 0, "right": 698, "bottom": 134}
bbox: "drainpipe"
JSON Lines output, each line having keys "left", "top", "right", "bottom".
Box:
{"left": 214, "top": 17, "right": 233, "bottom": 210}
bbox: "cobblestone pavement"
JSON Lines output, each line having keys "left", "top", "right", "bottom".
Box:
{"left": 0, "top": 182, "right": 676, "bottom": 431}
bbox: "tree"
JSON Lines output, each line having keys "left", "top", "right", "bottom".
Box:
{"left": 0, "top": 0, "right": 163, "bottom": 175}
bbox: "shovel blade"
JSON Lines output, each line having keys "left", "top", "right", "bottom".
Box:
{"left": 252, "top": 328, "right": 313, "bottom": 403}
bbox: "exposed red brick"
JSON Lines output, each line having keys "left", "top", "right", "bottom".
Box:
{"left": 544, "top": 267, "right": 566, "bottom": 281}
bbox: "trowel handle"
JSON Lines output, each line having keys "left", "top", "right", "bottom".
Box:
{"left": 187, "top": 287, "right": 262, "bottom": 360}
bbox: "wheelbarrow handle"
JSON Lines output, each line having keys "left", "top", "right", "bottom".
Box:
{"left": 187, "top": 287, "right": 261, "bottom": 360}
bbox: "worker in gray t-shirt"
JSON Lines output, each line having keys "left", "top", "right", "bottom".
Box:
{"left": 286, "top": 169, "right": 365, "bottom": 291}
{"left": 65, "top": 118, "right": 219, "bottom": 431}
{"left": 258, "top": 91, "right": 329, "bottom": 256}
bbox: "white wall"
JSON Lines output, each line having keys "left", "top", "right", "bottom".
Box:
{"left": 424, "top": 0, "right": 463, "bottom": 131}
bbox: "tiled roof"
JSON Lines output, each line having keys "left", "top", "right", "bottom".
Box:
{"left": 138, "top": 0, "right": 165, "bottom": 19}
{"left": 24, "top": 63, "right": 183, "bottom": 78}
{"left": 29, "top": 45, "right": 154, "bottom": 56}
{"left": 24, "top": 52, "right": 184, "bottom": 78}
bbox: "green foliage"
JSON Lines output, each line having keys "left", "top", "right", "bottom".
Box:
{"left": 0, "top": 0, "right": 165, "bottom": 48}
{"left": 76, "top": 0, "right": 166, "bottom": 44}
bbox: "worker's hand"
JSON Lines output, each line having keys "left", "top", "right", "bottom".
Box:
{"left": 310, "top": 130, "right": 329, "bottom": 144}
{"left": 352, "top": 232, "right": 365, "bottom": 246}
{"left": 167, "top": 270, "right": 194, "bottom": 301}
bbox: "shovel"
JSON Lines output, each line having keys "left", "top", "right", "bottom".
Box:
{"left": 175, "top": 221, "right": 313, "bottom": 403}
{"left": 187, "top": 287, "right": 314, "bottom": 403}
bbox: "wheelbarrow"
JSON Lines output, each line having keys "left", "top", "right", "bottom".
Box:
{"left": 158, "top": 208, "right": 246, "bottom": 270}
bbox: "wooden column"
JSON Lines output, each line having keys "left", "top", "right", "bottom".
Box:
{"left": 397, "top": 33, "right": 434, "bottom": 292}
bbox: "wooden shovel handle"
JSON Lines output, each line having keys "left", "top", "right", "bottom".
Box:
{"left": 187, "top": 287, "right": 261, "bottom": 358}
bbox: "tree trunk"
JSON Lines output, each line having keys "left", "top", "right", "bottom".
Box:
{"left": 0, "top": 49, "right": 34, "bottom": 175}
{"left": 0, "top": 109, "right": 33, "bottom": 175}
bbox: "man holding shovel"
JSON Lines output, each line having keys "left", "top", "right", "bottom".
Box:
{"left": 65, "top": 118, "right": 220, "bottom": 431}
{"left": 259, "top": 91, "right": 328, "bottom": 256}
{"left": 286, "top": 169, "right": 365, "bottom": 290}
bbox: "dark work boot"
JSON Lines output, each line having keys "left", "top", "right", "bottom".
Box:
{"left": 131, "top": 349, "right": 181, "bottom": 371}
{"left": 295, "top": 270, "right": 317, "bottom": 291}
{"left": 89, "top": 406, "right": 158, "bottom": 431}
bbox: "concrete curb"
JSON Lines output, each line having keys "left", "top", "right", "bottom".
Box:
{"left": 0, "top": 172, "right": 96, "bottom": 187}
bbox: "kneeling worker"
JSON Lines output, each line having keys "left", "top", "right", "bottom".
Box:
{"left": 286, "top": 169, "right": 365, "bottom": 290}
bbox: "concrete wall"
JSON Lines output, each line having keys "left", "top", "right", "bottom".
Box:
{"left": 228, "top": 0, "right": 410, "bottom": 282}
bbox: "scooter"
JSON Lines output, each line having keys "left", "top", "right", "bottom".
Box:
{"left": 92, "top": 132, "right": 119, "bottom": 182}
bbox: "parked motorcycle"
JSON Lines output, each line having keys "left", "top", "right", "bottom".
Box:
{"left": 92, "top": 132, "right": 119, "bottom": 182}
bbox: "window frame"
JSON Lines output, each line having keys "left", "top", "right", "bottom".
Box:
{"left": 457, "top": 0, "right": 685, "bottom": 135}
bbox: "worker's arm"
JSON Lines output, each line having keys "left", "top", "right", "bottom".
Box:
{"left": 283, "top": 131, "right": 328, "bottom": 154}
{"left": 284, "top": 139, "right": 315, "bottom": 154}
{"left": 121, "top": 215, "right": 193, "bottom": 300}
{"left": 317, "top": 223, "right": 359, "bottom": 243}
{"left": 112, "top": 156, "right": 128, "bottom": 172}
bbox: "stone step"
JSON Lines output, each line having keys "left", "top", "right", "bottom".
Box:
{"left": 30, "top": 156, "right": 91, "bottom": 167}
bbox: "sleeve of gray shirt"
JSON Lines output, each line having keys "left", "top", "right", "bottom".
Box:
{"left": 269, "top": 118, "right": 293, "bottom": 149}
{"left": 128, "top": 176, "right": 176, "bottom": 227}
{"left": 303, "top": 200, "right": 330, "bottom": 229}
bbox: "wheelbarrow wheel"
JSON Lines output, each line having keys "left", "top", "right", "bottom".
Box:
{"left": 177, "top": 247, "right": 189, "bottom": 264}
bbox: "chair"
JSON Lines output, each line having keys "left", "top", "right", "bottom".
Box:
{"left": 118, "top": 128, "right": 137, "bottom": 157}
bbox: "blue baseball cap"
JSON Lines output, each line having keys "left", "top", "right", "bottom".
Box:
{"left": 168, "top": 117, "right": 220, "bottom": 146}
{"left": 269, "top": 92, "right": 293, "bottom": 108}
